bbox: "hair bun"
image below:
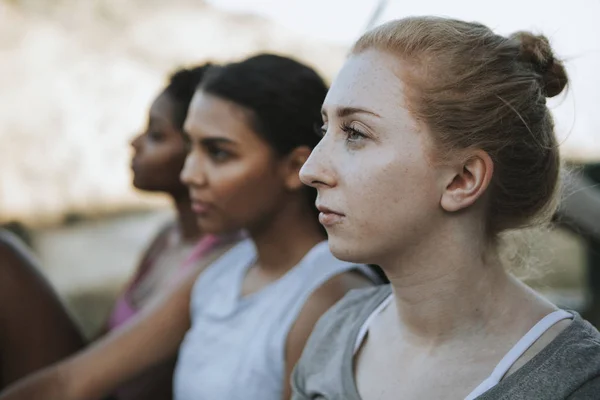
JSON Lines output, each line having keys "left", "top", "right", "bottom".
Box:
{"left": 510, "top": 31, "right": 568, "bottom": 98}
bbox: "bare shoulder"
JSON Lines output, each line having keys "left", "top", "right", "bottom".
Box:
{"left": 0, "top": 230, "right": 84, "bottom": 387}
{"left": 283, "top": 269, "right": 375, "bottom": 398}
{"left": 288, "top": 269, "right": 375, "bottom": 347}
{"left": 0, "top": 230, "right": 43, "bottom": 289}
{"left": 0, "top": 229, "right": 70, "bottom": 314}
{"left": 310, "top": 269, "right": 374, "bottom": 306}
{"left": 0, "top": 229, "right": 31, "bottom": 258}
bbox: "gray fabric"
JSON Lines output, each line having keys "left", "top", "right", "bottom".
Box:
{"left": 292, "top": 285, "right": 600, "bottom": 400}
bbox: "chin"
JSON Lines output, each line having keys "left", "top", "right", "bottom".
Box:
{"left": 132, "top": 179, "right": 157, "bottom": 192}
{"left": 131, "top": 178, "right": 143, "bottom": 190}
{"left": 195, "top": 220, "right": 221, "bottom": 235}
{"left": 196, "top": 217, "right": 237, "bottom": 237}
{"left": 326, "top": 236, "right": 374, "bottom": 265}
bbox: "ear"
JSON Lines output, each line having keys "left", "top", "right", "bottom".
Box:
{"left": 440, "top": 150, "right": 494, "bottom": 212}
{"left": 281, "top": 146, "right": 312, "bottom": 191}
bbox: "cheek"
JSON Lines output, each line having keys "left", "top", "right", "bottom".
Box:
{"left": 332, "top": 152, "right": 439, "bottom": 262}
{"left": 162, "top": 142, "right": 187, "bottom": 162}
{"left": 346, "top": 149, "right": 437, "bottom": 225}
{"left": 211, "top": 163, "right": 280, "bottom": 212}
{"left": 144, "top": 143, "right": 185, "bottom": 165}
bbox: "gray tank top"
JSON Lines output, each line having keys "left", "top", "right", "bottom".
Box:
{"left": 292, "top": 285, "right": 600, "bottom": 400}
{"left": 173, "top": 239, "right": 381, "bottom": 400}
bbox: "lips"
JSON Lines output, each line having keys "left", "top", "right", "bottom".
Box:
{"left": 316, "top": 204, "right": 345, "bottom": 227}
{"left": 190, "top": 198, "right": 213, "bottom": 215}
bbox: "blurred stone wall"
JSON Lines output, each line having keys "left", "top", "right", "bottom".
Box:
{"left": 0, "top": 0, "right": 347, "bottom": 225}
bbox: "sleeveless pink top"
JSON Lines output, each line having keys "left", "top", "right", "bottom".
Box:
{"left": 106, "top": 234, "right": 234, "bottom": 331}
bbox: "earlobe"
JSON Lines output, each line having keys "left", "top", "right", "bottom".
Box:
{"left": 440, "top": 151, "right": 494, "bottom": 213}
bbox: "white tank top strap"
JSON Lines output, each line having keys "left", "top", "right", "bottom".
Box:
{"left": 353, "top": 293, "right": 394, "bottom": 354}
{"left": 465, "top": 309, "right": 573, "bottom": 400}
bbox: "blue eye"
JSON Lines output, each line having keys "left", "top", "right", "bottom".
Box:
{"left": 340, "top": 123, "right": 367, "bottom": 143}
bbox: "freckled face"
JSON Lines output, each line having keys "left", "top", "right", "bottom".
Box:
{"left": 299, "top": 49, "right": 444, "bottom": 265}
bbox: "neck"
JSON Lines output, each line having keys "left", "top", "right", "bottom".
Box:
{"left": 250, "top": 197, "right": 325, "bottom": 275}
{"left": 172, "top": 194, "right": 202, "bottom": 242}
{"left": 383, "top": 221, "right": 521, "bottom": 346}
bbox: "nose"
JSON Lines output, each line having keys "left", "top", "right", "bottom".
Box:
{"left": 180, "top": 150, "right": 207, "bottom": 188}
{"left": 299, "top": 137, "right": 336, "bottom": 189}
{"left": 130, "top": 133, "right": 143, "bottom": 150}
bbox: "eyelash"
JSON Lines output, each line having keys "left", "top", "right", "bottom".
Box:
{"left": 318, "top": 123, "right": 367, "bottom": 141}
{"left": 206, "top": 145, "right": 231, "bottom": 162}
{"left": 147, "top": 131, "right": 165, "bottom": 142}
{"left": 316, "top": 122, "right": 368, "bottom": 145}
{"left": 339, "top": 122, "right": 367, "bottom": 143}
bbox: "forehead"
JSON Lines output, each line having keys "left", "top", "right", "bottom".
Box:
{"left": 184, "top": 91, "right": 258, "bottom": 142}
{"left": 324, "top": 49, "right": 407, "bottom": 117}
{"left": 149, "top": 91, "right": 176, "bottom": 120}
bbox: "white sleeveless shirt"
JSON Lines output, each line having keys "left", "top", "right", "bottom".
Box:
{"left": 173, "top": 239, "right": 380, "bottom": 400}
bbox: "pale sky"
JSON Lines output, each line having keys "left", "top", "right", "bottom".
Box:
{"left": 207, "top": 0, "right": 600, "bottom": 160}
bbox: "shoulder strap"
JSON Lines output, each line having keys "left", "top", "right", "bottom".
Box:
{"left": 127, "top": 223, "right": 174, "bottom": 289}
{"left": 465, "top": 310, "right": 574, "bottom": 400}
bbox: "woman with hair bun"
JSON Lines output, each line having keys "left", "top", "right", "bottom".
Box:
{"left": 293, "top": 17, "right": 600, "bottom": 400}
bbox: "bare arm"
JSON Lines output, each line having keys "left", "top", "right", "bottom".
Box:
{"left": 0, "top": 259, "right": 202, "bottom": 400}
{"left": 282, "top": 271, "right": 373, "bottom": 400}
{"left": 0, "top": 231, "right": 85, "bottom": 389}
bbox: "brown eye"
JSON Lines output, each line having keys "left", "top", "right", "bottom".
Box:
{"left": 206, "top": 144, "right": 232, "bottom": 162}
{"left": 148, "top": 131, "right": 165, "bottom": 142}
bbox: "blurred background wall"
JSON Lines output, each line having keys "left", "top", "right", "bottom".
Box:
{"left": 0, "top": 0, "right": 350, "bottom": 226}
